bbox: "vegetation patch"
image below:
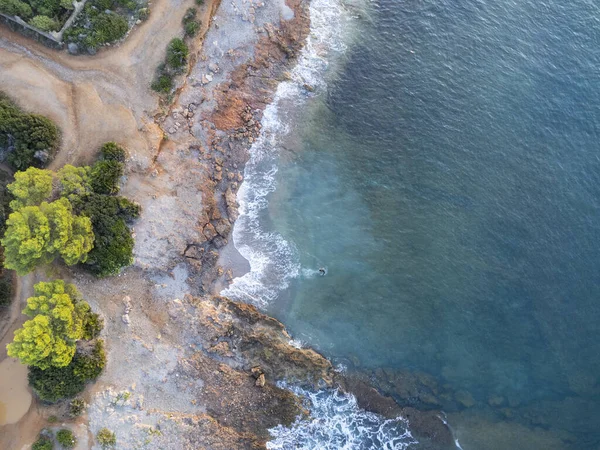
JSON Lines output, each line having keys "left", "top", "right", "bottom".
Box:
{"left": 1, "top": 142, "right": 139, "bottom": 277}
{"left": 63, "top": 0, "right": 148, "bottom": 54}
{"left": 0, "top": 0, "right": 73, "bottom": 31}
{"left": 32, "top": 436, "right": 54, "bottom": 450}
{"left": 151, "top": 37, "right": 189, "bottom": 95}
{"left": 96, "top": 428, "right": 117, "bottom": 448}
{"left": 56, "top": 429, "right": 77, "bottom": 448}
{"left": 0, "top": 92, "right": 60, "bottom": 171}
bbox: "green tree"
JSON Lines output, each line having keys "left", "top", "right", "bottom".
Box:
{"left": 2, "top": 199, "right": 94, "bottom": 274}
{"left": 99, "top": 142, "right": 126, "bottom": 162}
{"left": 0, "top": 92, "right": 59, "bottom": 170}
{"left": 7, "top": 280, "right": 89, "bottom": 369}
{"left": 8, "top": 167, "right": 54, "bottom": 210}
{"left": 2, "top": 205, "right": 51, "bottom": 275}
{"left": 82, "top": 194, "right": 137, "bottom": 276}
{"left": 58, "top": 165, "right": 91, "bottom": 202}
{"left": 90, "top": 160, "right": 123, "bottom": 195}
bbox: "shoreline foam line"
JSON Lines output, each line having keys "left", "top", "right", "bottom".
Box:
{"left": 222, "top": 0, "right": 349, "bottom": 307}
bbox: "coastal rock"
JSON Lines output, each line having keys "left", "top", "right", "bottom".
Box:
{"left": 455, "top": 390, "right": 476, "bottom": 408}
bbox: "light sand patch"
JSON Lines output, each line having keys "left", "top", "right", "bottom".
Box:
{"left": 0, "top": 358, "right": 31, "bottom": 426}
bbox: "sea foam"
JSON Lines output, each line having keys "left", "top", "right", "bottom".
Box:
{"left": 221, "top": 0, "right": 350, "bottom": 307}
{"left": 267, "top": 386, "right": 417, "bottom": 450}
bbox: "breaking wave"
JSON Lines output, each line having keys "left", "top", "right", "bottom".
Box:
{"left": 267, "top": 386, "right": 417, "bottom": 450}
{"left": 221, "top": 0, "right": 352, "bottom": 307}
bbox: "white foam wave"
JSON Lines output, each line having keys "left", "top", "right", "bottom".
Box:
{"left": 222, "top": 0, "right": 351, "bottom": 306}
{"left": 267, "top": 386, "right": 417, "bottom": 450}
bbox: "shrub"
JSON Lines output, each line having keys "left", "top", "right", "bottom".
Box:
{"left": 182, "top": 7, "right": 196, "bottom": 22}
{"left": 99, "top": 142, "right": 126, "bottom": 162}
{"left": 96, "top": 428, "right": 116, "bottom": 448}
{"left": 0, "top": 92, "right": 60, "bottom": 171}
{"left": 73, "top": 339, "right": 106, "bottom": 380}
{"left": 90, "top": 160, "right": 123, "bottom": 194}
{"left": 32, "top": 436, "right": 53, "bottom": 450}
{"left": 83, "top": 312, "right": 104, "bottom": 340}
{"left": 29, "top": 340, "right": 106, "bottom": 402}
{"left": 90, "top": 12, "right": 128, "bottom": 45}
{"left": 29, "top": 15, "right": 59, "bottom": 31}
{"left": 82, "top": 194, "right": 137, "bottom": 276}
{"left": 68, "top": 398, "right": 86, "bottom": 417}
{"left": 137, "top": 6, "right": 149, "bottom": 20}
{"left": 166, "top": 38, "right": 188, "bottom": 69}
{"left": 0, "top": 0, "right": 33, "bottom": 18}
{"left": 184, "top": 20, "right": 200, "bottom": 37}
{"left": 151, "top": 74, "right": 173, "bottom": 94}
{"left": 56, "top": 429, "right": 76, "bottom": 448}
{"left": 194, "top": 0, "right": 203, "bottom": 5}
{"left": 29, "top": 364, "right": 86, "bottom": 402}
{"left": 0, "top": 277, "right": 12, "bottom": 309}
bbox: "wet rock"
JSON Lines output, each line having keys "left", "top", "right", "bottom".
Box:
{"left": 455, "top": 390, "right": 476, "bottom": 408}
{"left": 488, "top": 395, "right": 505, "bottom": 407}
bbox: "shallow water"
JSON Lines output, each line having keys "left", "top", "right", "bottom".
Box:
{"left": 227, "top": 0, "right": 600, "bottom": 447}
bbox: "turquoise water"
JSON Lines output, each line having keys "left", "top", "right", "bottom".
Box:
{"left": 227, "top": 0, "right": 600, "bottom": 447}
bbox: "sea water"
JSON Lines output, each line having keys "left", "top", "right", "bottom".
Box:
{"left": 225, "top": 0, "right": 600, "bottom": 448}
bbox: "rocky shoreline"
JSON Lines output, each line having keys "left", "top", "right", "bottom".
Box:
{"left": 129, "top": 0, "right": 458, "bottom": 446}
{"left": 0, "top": 0, "right": 458, "bottom": 447}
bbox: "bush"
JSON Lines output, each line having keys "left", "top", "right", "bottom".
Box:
{"left": 68, "top": 398, "right": 86, "bottom": 417}
{"left": 194, "top": 0, "right": 203, "bottom": 5}
{"left": 90, "top": 160, "right": 123, "bottom": 194}
{"left": 32, "top": 436, "right": 53, "bottom": 450}
{"left": 0, "top": 277, "right": 12, "bottom": 309}
{"left": 56, "top": 429, "right": 76, "bottom": 448}
{"left": 29, "top": 364, "right": 86, "bottom": 402}
{"left": 28, "top": 340, "right": 106, "bottom": 402}
{"left": 83, "top": 311, "right": 104, "bottom": 340}
{"left": 96, "top": 428, "right": 116, "bottom": 448}
{"left": 73, "top": 340, "right": 106, "bottom": 380}
{"left": 29, "top": 15, "right": 59, "bottom": 31}
{"left": 137, "top": 6, "right": 149, "bottom": 20}
{"left": 151, "top": 74, "right": 173, "bottom": 94}
{"left": 0, "top": 0, "right": 33, "bottom": 18}
{"left": 99, "top": 142, "right": 126, "bottom": 162}
{"left": 89, "top": 12, "right": 128, "bottom": 46}
{"left": 0, "top": 92, "right": 60, "bottom": 171}
{"left": 166, "top": 38, "right": 189, "bottom": 69}
{"left": 82, "top": 194, "right": 137, "bottom": 276}
{"left": 182, "top": 6, "right": 196, "bottom": 22}
{"left": 184, "top": 20, "right": 200, "bottom": 37}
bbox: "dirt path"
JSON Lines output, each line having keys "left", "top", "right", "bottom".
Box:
{"left": 0, "top": 0, "right": 215, "bottom": 169}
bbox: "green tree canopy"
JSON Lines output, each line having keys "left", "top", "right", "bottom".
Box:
{"left": 1, "top": 198, "right": 94, "bottom": 275}
{"left": 58, "top": 165, "right": 91, "bottom": 202}
{"left": 7, "top": 280, "right": 89, "bottom": 369}
{"left": 8, "top": 167, "right": 54, "bottom": 210}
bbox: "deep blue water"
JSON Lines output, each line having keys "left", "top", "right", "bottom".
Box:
{"left": 230, "top": 0, "right": 600, "bottom": 447}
